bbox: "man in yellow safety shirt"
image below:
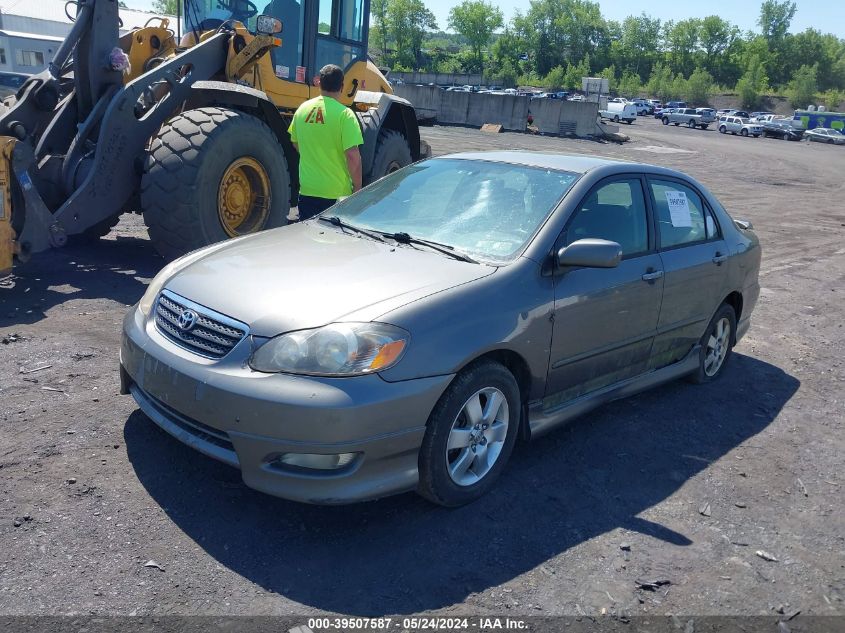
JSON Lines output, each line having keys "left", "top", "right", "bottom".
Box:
{"left": 288, "top": 64, "right": 363, "bottom": 221}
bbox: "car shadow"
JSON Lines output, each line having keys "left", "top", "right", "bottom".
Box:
{"left": 0, "top": 235, "right": 162, "bottom": 326}
{"left": 124, "top": 353, "right": 798, "bottom": 615}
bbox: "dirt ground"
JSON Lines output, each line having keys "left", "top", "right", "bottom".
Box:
{"left": 1, "top": 118, "right": 843, "bottom": 620}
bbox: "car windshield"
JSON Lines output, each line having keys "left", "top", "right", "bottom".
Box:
{"left": 322, "top": 158, "right": 579, "bottom": 262}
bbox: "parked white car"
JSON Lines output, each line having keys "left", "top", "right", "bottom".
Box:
{"left": 600, "top": 101, "right": 637, "bottom": 124}
{"left": 718, "top": 116, "right": 763, "bottom": 137}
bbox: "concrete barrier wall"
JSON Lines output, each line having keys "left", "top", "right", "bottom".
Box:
{"left": 392, "top": 72, "right": 484, "bottom": 86}
{"left": 438, "top": 90, "right": 472, "bottom": 125}
{"left": 465, "top": 94, "right": 528, "bottom": 130}
{"left": 393, "top": 85, "right": 599, "bottom": 137}
{"left": 529, "top": 98, "right": 563, "bottom": 134}
{"left": 393, "top": 84, "right": 441, "bottom": 119}
{"left": 558, "top": 101, "right": 600, "bottom": 137}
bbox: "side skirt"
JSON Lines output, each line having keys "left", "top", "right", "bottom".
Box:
{"left": 527, "top": 345, "right": 701, "bottom": 439}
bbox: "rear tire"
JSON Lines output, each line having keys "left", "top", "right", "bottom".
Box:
{"left": 719, "top": 126, "right": 726, "bottom": 134}
{"left": 688, "top": 304, "right": 736, "bottom": 384}
{"left": 141, "top": 107, "right": 290, "bottom": 261}
{"left": 613, "top": 115, "right": 620, "bottom": 123}
{"left": 417, "top": 360, "right": 520, "bottom": 507}
{"left": 688, "top": 119, "right": 696, "bottom": 128}
{"left": 368, "top": 129, "right": 413, "bottom": 183}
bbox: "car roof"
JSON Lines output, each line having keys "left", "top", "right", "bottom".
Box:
{"left": 437, "top": 151, "right": 690, "bottom": 180}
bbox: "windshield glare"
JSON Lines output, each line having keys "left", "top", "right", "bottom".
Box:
{"left": 322, "top": 159, "right": 578, "bottom": 262}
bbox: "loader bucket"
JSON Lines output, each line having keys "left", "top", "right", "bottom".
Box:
{"left": 0, "top": 137, "right": 15, "bottom": 278}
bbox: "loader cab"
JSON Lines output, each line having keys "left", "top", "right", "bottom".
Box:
{"left": 183, "top": 0, "right": 369, "bottom": 89}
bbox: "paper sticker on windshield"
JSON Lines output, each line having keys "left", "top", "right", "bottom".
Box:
{"left": 665, "top": 190, "right": 692, "bottom": 227}
{"left": 275, "top": 65, "right": 289, "bottom": 79}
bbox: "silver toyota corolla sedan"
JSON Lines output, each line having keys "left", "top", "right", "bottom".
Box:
{"left": 120, "top": 152, "right": 761, "bottom": 506}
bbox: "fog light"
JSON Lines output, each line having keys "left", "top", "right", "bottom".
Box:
{"left": 274, "top": 452, "right": 359, "bottom": 471}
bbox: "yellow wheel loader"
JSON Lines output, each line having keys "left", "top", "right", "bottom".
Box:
{"left": 0, "top": 0, "right": 426, "bottom": 276}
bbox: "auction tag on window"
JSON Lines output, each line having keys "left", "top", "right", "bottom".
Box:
{"left": 665, "top": 190, "right": 692, "bottom": 227}
{"left": 295, "top": 66, "right": 306, "bottom": 83}
{"left": 275, "top": 65, "right": 289, "bottom": 79}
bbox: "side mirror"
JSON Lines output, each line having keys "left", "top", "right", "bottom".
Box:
{"left": 557, "top": 238, "right": 622, "bottom": 269}
{"left": 256, "top": 14, "right": 283, "bottom": 34}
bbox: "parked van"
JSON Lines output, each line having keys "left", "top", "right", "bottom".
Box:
{"left": 600, "top": 101, "right": 638, "bottom": 124}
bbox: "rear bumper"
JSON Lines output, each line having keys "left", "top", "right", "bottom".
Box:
{"left": 120, "top": 306, "right": 452, "bottom": 504}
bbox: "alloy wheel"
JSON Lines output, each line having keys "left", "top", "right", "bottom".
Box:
{"left": 445, "top": 387, "right": 509, "bottom": 487}
{"left": 704, "top": 317, "right": 731, "bottom": 377}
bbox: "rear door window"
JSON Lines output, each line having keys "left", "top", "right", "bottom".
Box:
{"left": 649, "top": 179, "right": 719, "bottom": 249}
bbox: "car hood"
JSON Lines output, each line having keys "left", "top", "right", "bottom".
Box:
{"left": 164, "top": 222, "right": 496, "bottom": 336}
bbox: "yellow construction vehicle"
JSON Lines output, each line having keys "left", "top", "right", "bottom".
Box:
{"left": 0, "top": 0, "right": 426, "bottom": 276}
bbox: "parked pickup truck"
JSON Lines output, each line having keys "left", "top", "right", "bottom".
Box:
{"left": 662, "top": 107, "right": 715, "bottom": 129}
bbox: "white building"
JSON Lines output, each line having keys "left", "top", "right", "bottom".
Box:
{"left": 0, "top": 0, "right": 173, "bottom": 74}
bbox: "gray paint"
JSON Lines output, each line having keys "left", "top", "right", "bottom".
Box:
{"left": 120, "top": 152, "right": 762, "bottom": 504}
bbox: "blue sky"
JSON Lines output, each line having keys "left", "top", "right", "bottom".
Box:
{"left": 123, "top": 0, "right": 845, "bottom": 38}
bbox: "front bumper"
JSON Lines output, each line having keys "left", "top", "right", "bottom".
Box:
{"left": 120, "top": 306, "right": 452, "bottom": 504}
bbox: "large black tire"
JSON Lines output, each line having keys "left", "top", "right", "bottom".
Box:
{"left": 662, "top": 117, "right": 669, "bottom": 125}
{"left": 688, "top": 303, "right": 736, "bottom": 384}
{"left": 417, "top": 360, "right": 520, "bottom": 507}
{"left": 368, "top": 129, "right": 413, "bottom": 183}
{"left": 141, "top": 107, "right": 290, "bottom": 261}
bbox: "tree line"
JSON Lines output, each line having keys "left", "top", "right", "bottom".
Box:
{"left": 372, "top": 0, "right": 845, "bottom": 109}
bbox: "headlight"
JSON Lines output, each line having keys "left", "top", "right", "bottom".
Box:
{"left": 138, "top": 258, "right": 181, "bottom": 317}
{"left": 250, "top": 323, "right": 409, "bottom": 376}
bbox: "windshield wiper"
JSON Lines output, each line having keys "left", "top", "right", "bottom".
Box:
{"left": 382, "top": 231, "right": 479, "bottom": 264}
{"left": 319, "top": 216, "right": 386, "bottom": 242}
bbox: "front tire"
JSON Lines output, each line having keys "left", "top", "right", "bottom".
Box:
{"left": 689, "top": 304, "right": 736, "bottom": 384}
{"left": 417, "top": 360, "right": 520, "bottom": 507}
{"left": 368, "top": 129, "right": 412, "bottom": 183}
{"left": 741, "top": 128, "right": 749, "bottom": 137}
{"left": 141, "top": 107, "right": 290, "bottom": 261}
{"left": 662, "top": 117, "right": 669, "bottom": 125}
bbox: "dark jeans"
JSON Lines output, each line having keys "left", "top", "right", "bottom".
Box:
{"left": 295, "top": 195, "right": 337, "bottom": 222}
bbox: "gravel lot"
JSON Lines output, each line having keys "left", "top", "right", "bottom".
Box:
{"left": 1, "top": 118, "right": 843, "bottom": 619}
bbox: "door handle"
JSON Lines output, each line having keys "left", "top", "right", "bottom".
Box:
{"left": 712, "top": 252, "right": 728, "bottom": 265}
{"left": 641, "top": 270, "right": 664, "bottom": 281}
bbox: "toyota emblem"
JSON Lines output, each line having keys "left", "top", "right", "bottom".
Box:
{"left": 177, "top": 308, "right": 198, "bottom": 331}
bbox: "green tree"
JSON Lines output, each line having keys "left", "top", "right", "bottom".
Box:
{"left": 685, "top": 67, "right": 714, "bottom": 105}
{"left": 152, "top": 0, "right": 178, "bottom": 13}
{"left": 664, "top": 19, "right": 701, "bottom": 77}
{"left": 448, "top": 0, "right": 503, "bottom": 75}
{"left": 735, "top": 54, "right": 769, "bottom": 108}
{"left": 786, "top": 63, "right": 818, "bottom": 108}
{"left": 647, "top": 62, "right": 674, "bottom": 102}
{"left": 386, "top": 0, "right": 438, "bottom": 69}
{"left": 492, "top": 60, "right": 519, "bottom": 88}
{"left": 371, "top": 0, "right": 390, "bottom": 61}
{"left": 520, "top": 0, "right": 607, "bottom": 76}
{"left": 544, "top": 65, "right": 567, "bottom": 89}
{"left": 598, "top": 64, "right": 616, "bottom": 92}
{"left": 617, "top": 71, "right": 642, "bottom": 97}
{"left": 619, "top": 13, "right": 661, "bottom": 78}
{"left": 562, "top": 54, "right": 590, "bottom": 89}
{"left": 758, "top": 0, "right": 796, "bottom": 42}
{"left": 821, "top": 89, "right": 842, "bottom": 111}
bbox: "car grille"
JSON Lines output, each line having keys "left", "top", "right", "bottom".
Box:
{"left": 155, "top": 289, "right": 248, "bottom": 359}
